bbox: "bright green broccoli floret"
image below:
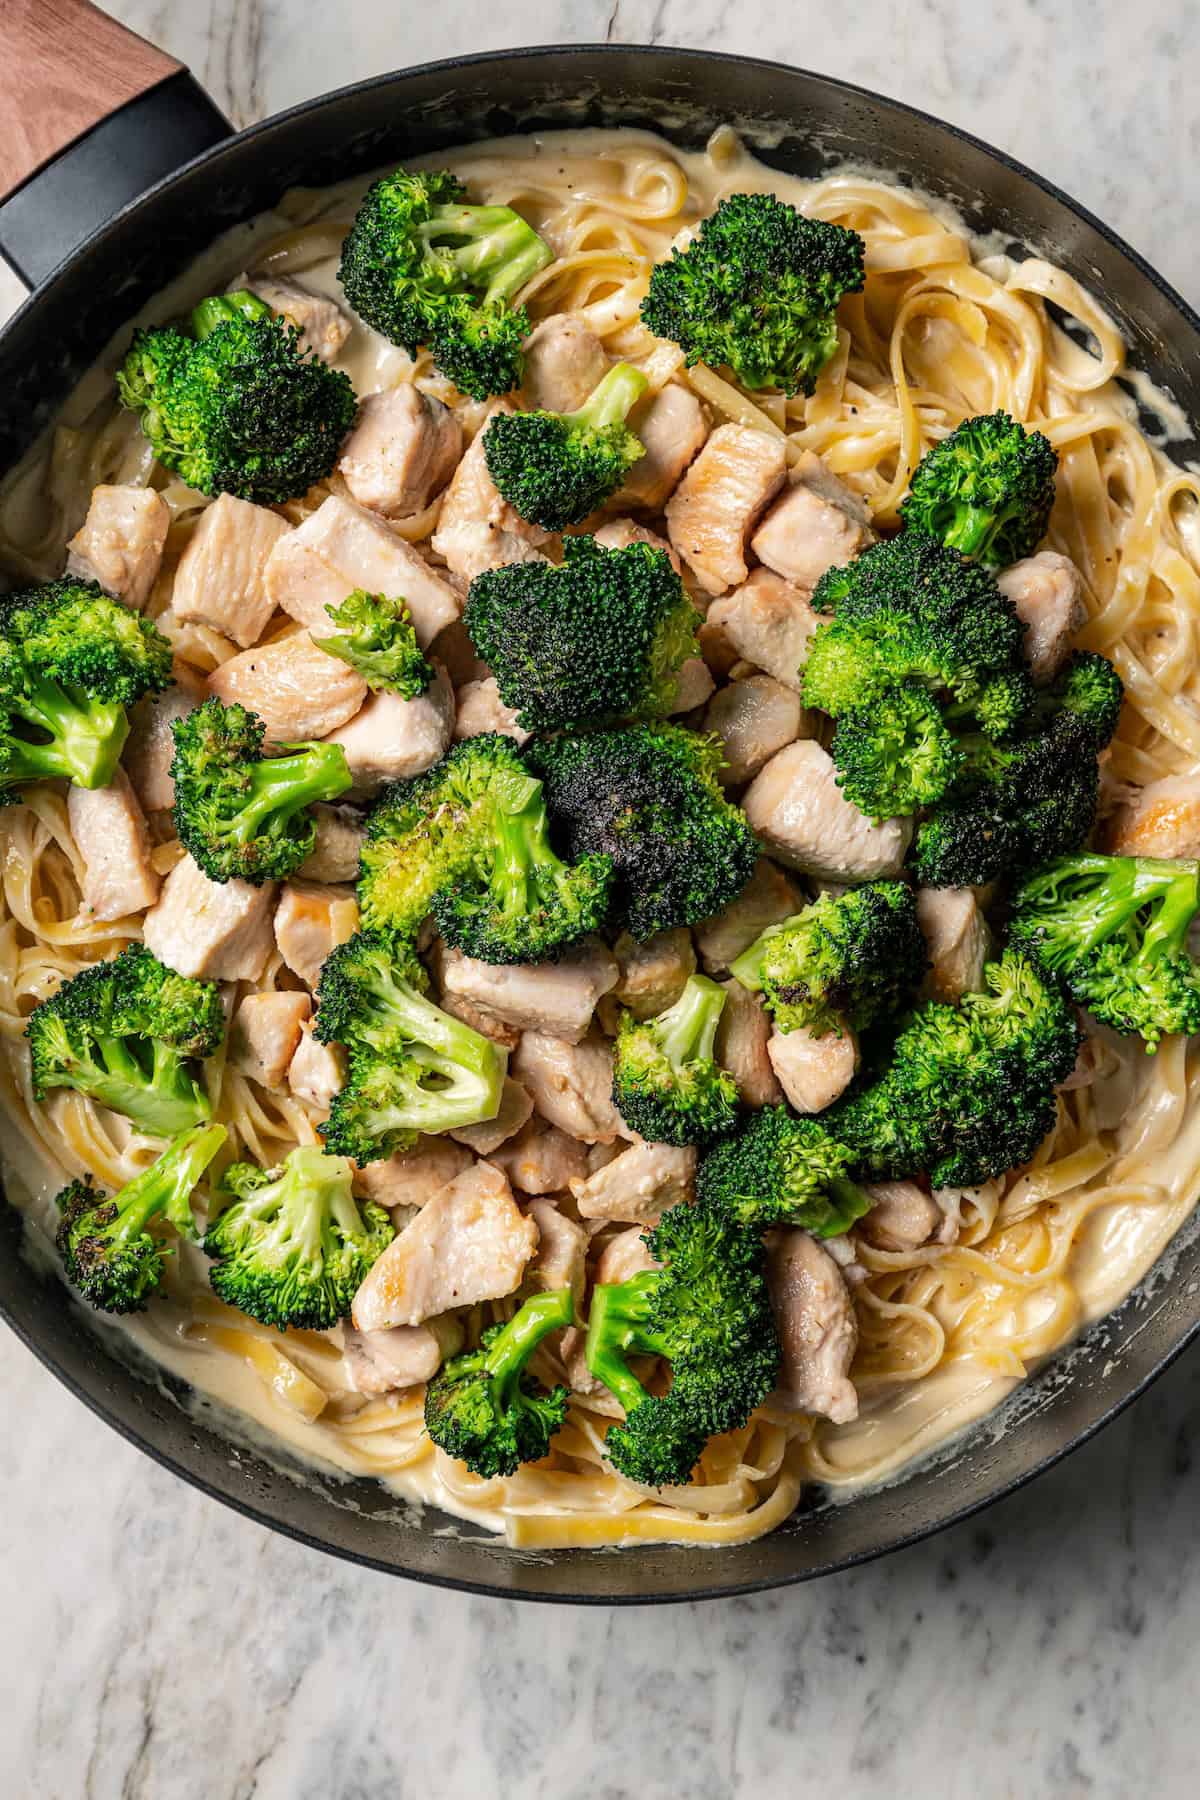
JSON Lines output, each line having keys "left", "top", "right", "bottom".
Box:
{"left": 464, "top": 537, "right": 701, "bottom": 731}
{"left": 1009, "top": 852, "right": 1200, "bottom": 1050}
{"left": 830, "top": 684, "right": 965, "bottom": 821}
{"left": 27, "top": 944, "right": 224, "bottom": 1137}
{"left": 730, "top": 881, "right": 926, "bottom": 1036}
{"left": 204, "top": 1145, "right": 394, "bottom": 1329}
{"left": 54, "top": 1121, "right": 226, "bottom": 1313}
{"left": 424, "top": 1289, "right": 575, "bottom": 1477}
{"left": 695, "top": 1106, "right": 873, "bottom": 1235}
{"left": 170, "top": 697, "right": 352, "bottom": 884}
{"left": 313, "top": 590, "right": 433, "bottom": 698}
{"left": 611, "top": 974, "right": 739, "bottom": 1147}
{"left": 640, "top": 191, "right": 865, "bottom": 396}
{"left": 584, "top": 1198, "right": 780, "bottom": 1488}
{"left": 481, "top": 362, "right": 648, "bottom": 527}
{"left": 900, "top": 411, "right": 1059, "bottom": 567}
{"left": 337, "top": 168, "right": 553, "bottom": 400}
{"left": 525, "top": 724, "right": 759, "bottom": 941}
{"left": 314, "top": 930, "right": 507, "bottom": 1163}
{"left": 116, "top": 289, "right": 357, "bottom": 503}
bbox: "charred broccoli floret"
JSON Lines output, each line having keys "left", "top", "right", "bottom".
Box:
{"left": 696, "top": 1106, "right": 873, "bottom": 1235}
{"left": 313, "top": 589, "right": 433, "bottom": 698}
{"left": 611, "top": 974, "right": 739, "bottom": 1147}
{"left": 900, "top": 411, "right": 1059, "bottom": 567}
{"left": 424, "top": 1288, "right": 575, "bottom": 1477}
{"left": 481, "top": 362, "right": 648, "bottom": 527}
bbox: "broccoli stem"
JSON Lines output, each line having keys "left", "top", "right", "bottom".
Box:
{"left": 941, "top": 503, "right": 1006, "bottom": 559}
{"left": 107, "top": 1121, "right": 226, "bottom": 1243}
{"left": 653, "top": 974, "right": 727, "bottom": 1069}
{"left": 487, "top": 787, "right": 571, "bottom": 924}
{"left": 73, "top": 1034, "right": 212, "bottom": 1138}
{"left": 7, "top": 675, "right": 129, "bottom": 790}
{"left": 571, "top": 363, "right": 649, "bottom": 431}
{"left": 190, "top": 291, "right": 273, "bottom": 340}
{"left": 419, "top": 205, "right": 553, "bottom": 304}
{"left": 481, "top": 1287, "right": 576, "bottom": 1403}
{"left": 584, "top": 1274, "right": 669, "bottom": 1417}
{"left": 224, "top": 745, "right": 351, "bottom": 844}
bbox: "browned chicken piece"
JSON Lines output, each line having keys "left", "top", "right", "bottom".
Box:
{"left": 353, "top": 1135, "right": 473, "bottom": 1212}
{"left": 704, "top": 674, "right": 807, "bottom": 787}
{"left": 296, "top": 804, "right": 366, "bottom": 884}
{"left": 592, "top": 516, "right": 683, "bottom": 575}
{"left": 338, "top": 385, "right": 463, "bottom": 519}
{"left": 704, "top": 569, "right": 821, "bottom": 691}
{"left": 264, "top": 494, "right": 462, "bottom": 646}
{"left": 66, "top": 484, "right": 169, "bottom": 611}
{"left": 586, "top": 1140, "right": 624, "bottom": 1175}
{"left": 351, "top": 1159, "right": 538, "bottom": 1330}
{"left": 615, "top": 382, "right": 708, "bottom": 512}
{"left": 570, "top": 1140, "right": 697, "bottom": 1225}
{"left": 750, "top": 451, "right": 875, "bottom": 593}
{"left": 997, "top": 550, "right": 1087, "bottom": 683}
{"left": 431, "top": 402, "right": 555, "bottom": 582}
{"left": 228, "top": 990, "right": 312, "bottom": 1088}
{"left": 693, "top": 857, "right": 804, "bottom": 974}
{"left": 342, "top": 1319, "right": 460, "bottom": 1396}
{"left": 273, "top": 880, "right": 359, "bottom": 991}
{"left": 143, "top": 855, "right": 276, "bottom": 981}
{"left": 449, "top": 1076, "right": 534, "bottom": 1156}
{"left": 513, "top": 1030, "right": 626, "bottom": 1143}
{"left": 595, "top": 1225, "right": 660, "bottom": 1287}
{"left": 453, "top": 675, "right": 531, "bottom": 746}
{"left": 743, "top": 741, "right": 913, "bottom": 881}
{"left": 437, "top": 987, "right": 521, "bottom": 1050}
{"left": 171, "top": 494, "right": 291, "bottom": 648}
{"left": 767, "top": 1022, "right": 859, "bottom": 1114}
{"left": 208, "top": 632, "right": 367, "bottom": 745}
{"left": 1105, "top": 777, "right": 1200, "bottom": 860}
{"left": 856, "top": 1180, "right": 942, "bottom": 1253}
{"left": 714, "top": 979, "right": 784, "bottom": 1108}
{"left": 244, "top": 273, "right": 352, "bottom": 363}
{"left": 915, "top": 886, "right": 990, "bottom": 1003}
{"left": 668, "top": 656, "right": 716, "bottom": 714}
{"left": 438, "top": 938, "right": 619, "bottom": 1046}
{"left": 68, "top": 769, "right": 159, "bottom": 921}
{"left": 321, "top": 669, "right": 455, "bottom": 794}
{"left": 122, "top": 667, "right": 208, "bottom": 813}
{"left": 525, "top": 1199, "right": 589, "bottom": 1309}
{"left": 665, "top": 424, "right": 787, "bottom": 595}
{"left": 766, "top": 1228, "right": 859, "bottom": 1423}
{"left": 491, "top": 1117, "right": 590, "bottom": 1195}
{"left": 519, "top": 313, "right": 609, "bottom": 412}
{"left": 609, "top": 928, "right": 696, "bottom": 1021}
{"left": 286, "top": 1019, "right": 345, "bottom": 1113}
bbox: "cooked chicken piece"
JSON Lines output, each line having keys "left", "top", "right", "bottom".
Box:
{"left": 431, "top": 402, "right": 554, "bottom": 582}
{"left": 122, "top": 668, "right": 208, "bottom": 813}
{"left": 767, "top": 1022, "right": 859, "bottom": 1114}
{"left": 229, "top": 990, "right": 312, "bottom": 1088}
{"left": 750, "top": 452, "right": 875, "bottom": 593}
{"left": 66, "top": 483, "right": 169, "bottom": 611}
{"left": 68, "top": 770, "right": 159, "bottom": 921}
{"left": 595, "top": 1225, "right": 660, "bottom": 1287}
{"left": 171, "top": 494, "right": 291, "bottom": 648}
{"left": 143, "top": 855, "right": 276, "bottom": 981}
{"left": 609, "top": 928, "right": 696, "bottom": 1021}
{"left": 514, "top": 1030, "right": 625, "bottom": 1143}
{"left": 438, "top": 938, "right": 619, "bottom": 1046}
{"left": 615, "top": 382, "right": 708, "bottom": 512}
{"left": 274, "top": 880, "right": 358, "bottom": 992}
{"left": 666, "top": 424, "right": 787, "bottom": 596}
{"left": 321, "top": 668, "right": 454, "bottom": 795}
{"left": 997, "top": 550, "right": 1087, "bottom": 683}
{"left": 208, "top": 632, "right": 367, "bottom": 745}
{"left": 353, "top": 1135, "right": 474, "bottom": 1212}
{"left": 264, "top": 494, "right": 462, "bottom": 645}
{"left": 916, "top": 886, "right": 990, "bottom": 1003}
{"left": 342, "top": 1320, "right": 457, "bottom": 1395}
{"left": 519, "top": 313, "right": 609, "bottom": 412}
{"left": 857, "top": 1180, "right": 942, "bottom": 1253}
{"left": 491, "top": 1117, "right": 590, "bottom": 1195}
{"left": 430, "top": 616, "right": 490, "bottom": 688}
{"left": 449, "top": 1076, "right": 534, "bottom": 1155}
{"left": 714, "top": 979, "right": 784, "bottom": 1108}
{"left": 1106, "top": 777, "right": 1200, "bottom": 860}
{"left": 352, "top": 1160, "right": 538, "bottom": 1330}
{"left": 453, "top": 675, "right": 531, "bottom": 746}
{"left": 704, "top": 674, "right": 806, "bottom": 787}
{"left": 743, "top": 741, "right": 913, "bottom": 881}
{"left": 694, "top": 857, "right": 804, "bottom": 973}
{"left": 244, "top": 273, "right": 351, "bottom": 363}
{"left": 767, "top": 1228, "right": 858, "bottom": 1422}
{"left": 526, "top": 1198, "right": 588, "bottom": 1308}
{"left": 586, "top": 1140, "right": 624, "bottom": 1175}
{"left": 704, "top": 568, "right": 821, "bottom": 691}
{"left": 338, "top": 385, "right": 462, "bottom": 519}
{"left": 286, "top": 1019, "right": 345, "bottom": 1112}
{"left": 668, "top": 656, "right": 716, "bottom": 714}
{"left": 297, "top": 803, "right": 365, "bottom": 884}
{"left": 570, "top": 1140, "right": 696, "bottom": 1225}
{"left": 592, "top": 515, "right": 683, "bottom": 575}
{"left": 437, "top": 988, "right": 521, "bottom": 1050}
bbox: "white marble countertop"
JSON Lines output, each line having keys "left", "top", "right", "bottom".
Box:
{"left": 2, "top": 5, "right": 1198, "bottom": 1795}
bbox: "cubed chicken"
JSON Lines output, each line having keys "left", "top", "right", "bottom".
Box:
{"left": 714, "top": 979, "right": 784, "bottom": 1108}
{"left": 430, "top": 403, "right": 554, "bottom": 583}
{"left": 66, "top": 483, "right": 169, "bottom": 611}
{"left": 491, "top": 1117, "right": 590, "bottom": 1195}
{"left": 519, "top": 314, "right": 609, "bottom": 412}
{"left": 171, "top": 494, "right": 291, "bottom": 648}
{"left": 608, "top": 928, "right": 696, "bottom": 1021}
{"left": 570, "top": 1140, "right": 696, "bottom": 1225}
{"left": 743, "top": 741, "right": 913, "bottom": 881}
{"left": 592, "top": 515, "right": 683, "bottom": 574}
{"left": 749, "top": 451, "right": 875, "bottom": 593}
{"left": 321, "top": 670, "right": 454, "bottom": 797}
{"left": 1106, "top": 777, "right": 1200, "bottom": 860}
{"left": 287, "top": 1020, "right": 345, "bottom": 1112}
{"left": 208, "top": 632, "right": 367, "bottom": 744}
{"left": 244, "top": 273, "right": 351, "bottom": 363}
{"left": 766, "top": 1228, "right": 859, "bottom": 1423}
{"left": 351, "top": 1159, "right": 538, "bottom": 1330}
{"left": 264, "top": 494, "right": 462, "bottom": 646}
{"left": 342, "top": 1321, "right": 453, "bottom": 1395}
{"left": 337, "top": 384, "right": 462, "bottom": 519}
{"left": 665, "top": 424, "right": 787, "bottom": 595}
{"left": 143, "top": 855, "right": 276, "bottom": 981}
{"left": 122, "top": 667, "right": 208, "bottom": 813}
{"left": 668, "top": 656, "right": 716, "bottom": 714}
{"left": 704, "top": 569, "right": 821, "bottom": 691}
{"left": 229, "top": 990, "right": 312, "bottom": 1088}
{"left": 353, "top": 1135, "right": 474, "bottom": 1212}
{"left": 449, "top": 1076, "right": 534, "bottom": 1156}
{"left": 525, "top": 1198, "right": 588, "bottom": 1308}
{"left": 438, "top": 938, "right": 619, "bottom": 1046}
{"left": 693, "top": 857, "right": 804, "bottom": 974}
{"left": 513, "top": 1030, "right": 625, "bottom": 1143}
{"left": 856, "top": 1180, "right": 942, "bottom": 1253}
{"left": 997, "top": 550, "right": 1087, "bottom": 684}
{"left": 453, "top": 675, "right": 531, "bottom": 747}
{"left": 68, "top": 769, "right": 159, "bottom": 921}
{"left": 704, "top": 674, "right": 807, "bottom": 786}
{"left": 767, "top": 1022, "right": 859, "bottom": 1114}
{"left": 595, "top": 1225, "right": 660, "bottom": 1287}
{"left": 437, "top": 988, "right": 521, "bottom": 1050}
{"left": 615, "top": 382, "right": 708, "bottom": 512}
{"left": 274, "top": 880, "right": 359, "bottom": 992}
{"left": 297, "top": 804, "right": 365, "bottom": 884}
{"left": 915, "top": 886, "right": 990, "bottom": 1004}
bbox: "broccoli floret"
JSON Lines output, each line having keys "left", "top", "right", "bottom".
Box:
{"left": 170, "top": 697, "right": 352, "bottom": 884}
{"left": 314, "top": 930, "right": 507, "bottom": 1163}
{"left": 463, "top": 537, "right": 700, "bottom": 731}
{"left": 695, "top": 1106, "right": 873, "bottom": 1235}
{"left": 424, "top": 1288, "right": 575, "bottom": 1476}
{"left": 204, "top": 1145, "right": 394, "bottom": 1329}
{"left": 640, "top": 191, "right": 865, "bottom": 396}
{"left": 730, "top": 881, "right": 926, "bottom": 1036}
{"left": 27, "top": 944, "right": 224, "bottom": 1137}
{"left": 827, "top": 948, "right": 1081, "bottom": 1188}
{"left": 116, "top": 290, "right": 357, "bottom": 504}
{"left": 54, "top": 1121, "right": 226, "bottom": 1313}
{"left": 525, "top": 724, "right": 759, "bottom": 941}
{"left": 0, "top": 578, "right": 171, "bottom": 798}
{"left": 611, "top": 974, "right": 739, "bottom": 1147}
{"left": 900, "top": 411, "right": 1059, "bottom": 567}
{"left": 830, "top": 684, "right": 965, "bottom": 821}
{"left": 583, "top": 1198, "right": 779, "bottom": 1488}
{"left": 1009, "top": 852, "right": 1200, "bottom": 1049}
{"left": 481, "top": 362, "right": 648, "bottom": 527}
{"left": 313, "top": 590, "right": 433, "bottom": 698}
{"left": 337, "top": 169, "right": 553, "bottom": 400}
{"left": 1045, "top": 649, "right": 1125, "bottom": 748}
